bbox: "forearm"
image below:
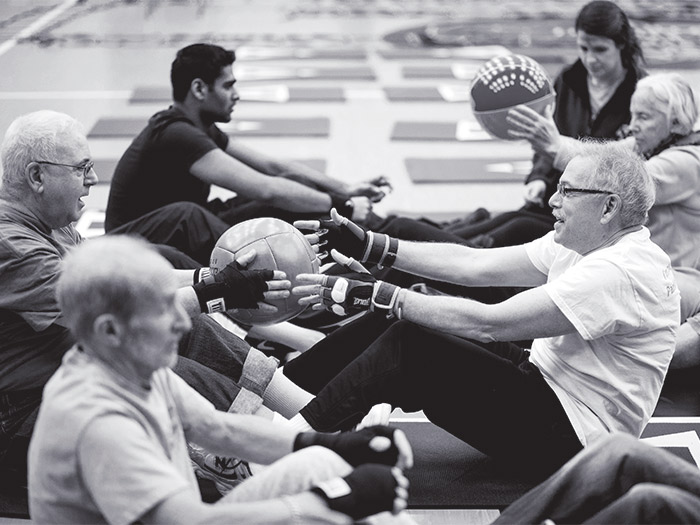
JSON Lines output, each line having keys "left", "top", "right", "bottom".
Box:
{"left": 392, "top": 241, "right": 483, "bottom": 285}
{"left": 208, "top": 492, "right": 341, "bottom": 525}
{"left": 398, "top": 291, "right": 497, "bottom": 341}
{"left": 258, "top": 178, "right": 334, "bottom": 213}
{"left": 670, "top": 322, "right": 700, "bottom": 369}
{"left": 279, "top": 160, "right": 350, "bottom": 195}
{"left": 191, "top": 413, "right": 297, "bottom": 465}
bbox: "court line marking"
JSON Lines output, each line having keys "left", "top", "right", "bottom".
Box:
{"left": 391, "top": 416, "right": 700, "bottom": 424}
{"left": 0, "top": 91, "right": 131, "bottom": 99}
{"left": 0, "top": 0, "right": 80, "bottom": 58}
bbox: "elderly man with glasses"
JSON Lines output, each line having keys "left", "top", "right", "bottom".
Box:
{"left": 286, "top": 141, "right": 680, "bottom": 479}
{"left": 2, "top": 110, "right": 408, "bottom": 496}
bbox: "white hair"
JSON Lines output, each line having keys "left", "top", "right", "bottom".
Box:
{"left": 0, "top": 110, "right": 85, "bottom": 195}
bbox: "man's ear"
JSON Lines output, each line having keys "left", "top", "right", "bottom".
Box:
{"left": 25, "top": 162, "right": 44, "bottom": 193}
{"left": 600, "top": 194, "right": 622, "bottom": 224}
{"left": 93, "top": 313, "right": 124, "bottom": 347}
{"left": 191, "top": 78, "right": 208, "bottom": 101}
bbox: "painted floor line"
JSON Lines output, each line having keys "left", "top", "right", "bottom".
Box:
{"left": 0, "top": 91, "right": 132, "bottom": 100}
{"left": 0, "top": 0, "right": 80, "bottom": 58}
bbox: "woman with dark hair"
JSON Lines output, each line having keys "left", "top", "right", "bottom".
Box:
{"left": 425, "top": 0, "right": 646, "bottom": 248}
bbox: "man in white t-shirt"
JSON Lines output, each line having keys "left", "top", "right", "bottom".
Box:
{"left": 28, "top": 235, "right": 416, "bottom": 525}
{"left": 290, "top": 141, "right": 680, "bottom": 478}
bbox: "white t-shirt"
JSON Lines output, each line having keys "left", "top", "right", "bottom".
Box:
{"left": 29, "top": 347, "right": 218, "bottom": 525}
{"left": 525, "top": 229, "right": 679, "bottom": 446}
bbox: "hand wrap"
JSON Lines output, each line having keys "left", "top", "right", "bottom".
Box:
{"left": 312, "top": 464, "right": 398, "bottom": 520}
{"left": 192, "top": 261, "right": 273, "bottom": 313}
{"left": 294, "top": 426, "right": 401, "bottom": 467}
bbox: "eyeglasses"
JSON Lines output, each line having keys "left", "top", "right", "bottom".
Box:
{"left": 556, "top": 182, "right": 614, "bottom": 198}
{"left": 34, "top": 160, "right": 94, "bottom": 179}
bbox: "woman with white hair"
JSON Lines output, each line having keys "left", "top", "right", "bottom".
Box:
{"left": 508, "top": 72, "right": 700, "bottom": 268}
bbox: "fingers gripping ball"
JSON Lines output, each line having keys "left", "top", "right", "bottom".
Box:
{"left": 211, "top": 218, "right": 319, "bottom": 325}
{"left": 471, "top": 54, "right": 555, "bottom": 140}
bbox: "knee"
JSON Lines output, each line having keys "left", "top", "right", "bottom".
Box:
{"left": 161, "top": 202, "right": 214, "bottom": 221}
{"left": 624, "top": 483, "right": 683, "bottom": 511}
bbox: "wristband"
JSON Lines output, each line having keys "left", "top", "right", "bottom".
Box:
{"left": 363, "top": 232, "right": 398, "bottom": 268}
{"left": 371, "top": 282, "right": 401, "bottom": 317}
{"left": 193, "top": 267, "right": 212, "bottom": 285}
{"left": 394, "top": 288, "right": 408, "bottom": 320}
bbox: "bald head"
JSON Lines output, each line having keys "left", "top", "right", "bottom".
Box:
{"left": 57, "top": 235, "right": 178, "bottom": 342}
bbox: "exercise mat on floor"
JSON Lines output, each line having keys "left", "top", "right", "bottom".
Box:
{"left": 405, "top": 157, "right": 530, "bottom": 183}
{"left": 88, "top": 117, "right": 330, "bottom": 138}
{"left": 394, "top": 421, "right": 536, "bottom": 508}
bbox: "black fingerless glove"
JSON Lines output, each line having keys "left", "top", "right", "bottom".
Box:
{"left": 317, "top": 215, "right": 398, "bottom": 268}
{"left": 294, "top": 426, "right": 400, "bottom": 467}
{"left": 192, "top": 261, "right": 273, "bottom": 313}
{"left": 312, "top": 464, "right": 398, "bottom": 520}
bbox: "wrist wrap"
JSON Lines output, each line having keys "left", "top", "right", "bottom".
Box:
{"left": 312, "top": 464, "right": 397, "bottom": 520}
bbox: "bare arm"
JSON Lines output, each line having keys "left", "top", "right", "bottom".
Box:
{"left": 190, "top": 149, "right": 333, "bottom": 213}
{"left": 670, "top": 321, "right": 700, "bottom": 369}
{"left": 392, "top": 241, "right": 548, "bottom": 288}
{"left": 225, "top": 138, "right": 351, "bottom": 195}
{"left": 400, "top": 284, "right": 576, "bottom": 341}
{"left": 142, "top": 486, "right": 346, "bottom": 525}
{"left": 187, "top": 411, "right": 297, "bottom": 465}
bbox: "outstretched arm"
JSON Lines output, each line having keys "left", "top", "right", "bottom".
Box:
{"left": 191, "top": 149, "right": 336, "bottom": 213}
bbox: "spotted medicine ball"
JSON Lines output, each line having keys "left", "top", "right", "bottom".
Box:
{"left": 470, "top": 54, "right": 555, "bottom": 140}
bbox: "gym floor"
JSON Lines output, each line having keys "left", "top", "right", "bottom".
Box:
{"left": 1, "top": 1, "right": 699, "bottom": 523}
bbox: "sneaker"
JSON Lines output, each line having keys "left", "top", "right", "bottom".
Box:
{"left": 188, "top": 443, "right": 253, "bottom": 495}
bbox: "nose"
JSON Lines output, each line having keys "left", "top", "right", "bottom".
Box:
{"left": 85, "top": 166, "right": 99, "bottom": 186}
{"left": 232, "top": 88, "right": 240, "bottom": 103}
{"left": 548, "top": 191, "right": 561, "bottom": 209}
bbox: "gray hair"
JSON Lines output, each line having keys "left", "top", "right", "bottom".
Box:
{"left": 578, "top": 140, "right": 656, "bottom": 227}
{"left": 57, "top": 235, "right": 174, "bottom": 342}
{"left": 634, "top": 73, "right": 699, "bottom": 136}
{"left": 1, "top": 110, "right": 85, "bottom": 195}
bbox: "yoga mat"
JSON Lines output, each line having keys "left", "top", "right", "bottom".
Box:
{"left": 234, "top": 46, "right": 366, "bottom": 61}
{"left": 88, "top": 117, "right": 330, "bottom": 138}
{"left": 394, "top": 421, "right": 536, "bottom": 508}
{"left": 235, "top": 64, "right": 375, "bottom": 81}
{"left": 405, "top": 158, "right": 531, "bottom": 183}
{"left": 402, "top": 64, "right": 480, "bottom": 80}
{"left": 384, "top": 85, "right": 471, "bottom": 103}
{"left": 397, "top": 418, "right": 700, "bottom": 509}
{"left": 130, "top": 86, "right": 346, "bottom": 104}
{"left": 391, "top": 121, "right": 491, "bottom": 142}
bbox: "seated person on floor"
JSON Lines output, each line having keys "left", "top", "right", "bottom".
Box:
{"left": 285, "top": 142, "right": 679, "bottom": 480}
{"left": 432, "top": 0, "right": 645, "bottom": 247}
{"left": 493, "top": 433, "right": 700, "bottom": 525}
{"left": 508, "top": 71, "right": 700, "bottom": 268}
{"left": 104, "top": 42, "right": 389, "bottom": 264}
{"left": 28, "top": 236, "right": 413, "bottom": 525}
{"left": 0, "top": 110, "right": 327, "bottom": 491}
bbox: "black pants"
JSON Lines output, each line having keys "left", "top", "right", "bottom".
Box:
{"left": 286, "top": 315, "right": 582, "bottom": 478}
{"left": 107, "top": 202, "right": 230, "bottom": 265}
